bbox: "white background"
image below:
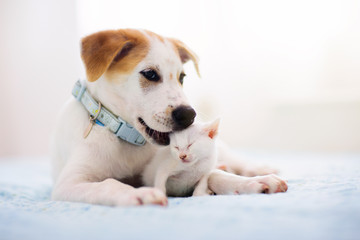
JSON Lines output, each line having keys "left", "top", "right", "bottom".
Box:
{"left": 1, "top": 0, "right": 359, "bottom": 157}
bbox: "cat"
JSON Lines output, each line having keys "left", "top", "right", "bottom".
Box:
{"left": 142, "top": 119, "right": 220, "bottom": 197}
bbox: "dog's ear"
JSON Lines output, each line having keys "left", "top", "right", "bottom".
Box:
{"left": 169, "top": 39, "right": 200, "bottom": 77}
{"left": 81, "top": 30, "right": 148, "bottom": 82}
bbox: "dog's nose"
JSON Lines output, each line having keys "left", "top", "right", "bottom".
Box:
{"left": 172, "top": 105, "right": 196, "bottom": 130}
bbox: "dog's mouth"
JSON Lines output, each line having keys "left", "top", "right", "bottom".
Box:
{"left": 138, "top": 118, "right": 171, "bottom": 146}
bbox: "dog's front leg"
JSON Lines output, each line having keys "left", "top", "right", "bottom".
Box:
{"left": 208, "top": 169, "right": 288, "bottom": 195}
{"left": 52, "top": 163, "right": 168, "bottom": 206}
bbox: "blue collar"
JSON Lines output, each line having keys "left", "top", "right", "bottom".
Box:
{"left": 71, "top": 80, "right": 146, "bottom": 146}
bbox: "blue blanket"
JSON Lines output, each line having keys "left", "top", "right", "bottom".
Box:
{"left": 1, "top": 152, "right": 359, "bottom": 240}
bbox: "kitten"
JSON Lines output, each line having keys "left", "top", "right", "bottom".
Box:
{"left": 142, "top": 119, "right": 220, "bottom": 197}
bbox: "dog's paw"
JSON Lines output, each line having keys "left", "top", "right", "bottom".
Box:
{"left": 248, "top": 174, "right": 288, "bottom": 194}
{"left": 118, "top": 187, "right": 168, "bottom": 206}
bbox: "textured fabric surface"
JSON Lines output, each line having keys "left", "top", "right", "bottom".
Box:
{"left": 0, "top": 153, "right": 359, "bottom": 240}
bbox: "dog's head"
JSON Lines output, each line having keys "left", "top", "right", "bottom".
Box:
{"left": 81, "top": 29, "right": 199, "bottom": 146}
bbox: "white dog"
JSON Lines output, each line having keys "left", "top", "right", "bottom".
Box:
{"left": 51, "top": 29, "right": 287, "bottom": 206}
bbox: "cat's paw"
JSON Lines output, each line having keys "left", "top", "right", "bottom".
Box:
{"left": 246, "top": 174, "right": 288, "bottom": 194}
{"left": 209, "top": 171, "right": 287, "bottom": 195}
{"left": 118, "top": 187, "right": 168, "bottom": 206}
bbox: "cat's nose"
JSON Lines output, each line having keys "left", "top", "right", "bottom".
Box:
{"left": 172, "top": 105, "right": 196, "bottom": 131}
{"left": 179, "top": 154, "right": 187, "bottom": 160}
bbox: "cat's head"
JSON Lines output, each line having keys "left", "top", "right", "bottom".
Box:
{"left": 169, "top": 118, "right": 220, "bottom": 165}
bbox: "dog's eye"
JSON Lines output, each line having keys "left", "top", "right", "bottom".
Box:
{"left": 140, "top": 69, "right": 160, "bottom": 82}
{"left": 179, "top": 73, "right": 186, "bottom": 85}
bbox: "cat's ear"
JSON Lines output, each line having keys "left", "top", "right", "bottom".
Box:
{"left": 203, "top": 118, "right": 220, "bottom": 139}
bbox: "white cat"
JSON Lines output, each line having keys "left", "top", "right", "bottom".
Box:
{"left": 142, "top": 119, "right": 220, "bottom": 197}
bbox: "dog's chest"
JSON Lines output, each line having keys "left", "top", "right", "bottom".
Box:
{"left": 106, "top": 140, "right": 157, "bottom": 180}
{"left": 73, "top": 123, "right": 157, "bottom": 183}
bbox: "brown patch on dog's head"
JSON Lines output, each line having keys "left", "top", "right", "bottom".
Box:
{"left": 81, "top": 29, "right": 149, "bottom": 82}
{"left": 169, "top": 38, "right": 200, "bottom": 77}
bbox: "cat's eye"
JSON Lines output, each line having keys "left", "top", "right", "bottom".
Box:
{"left": 187, "top": 143, "right": 193, "bottom": 149}
{"left": 140, "top": 69, "right": 160, "bottom": 82}
{"left": 174, "top": 146, "right": 179, "bottom": 150}
{"left": 179, "top": 73, "right": 186, "bottom": 85}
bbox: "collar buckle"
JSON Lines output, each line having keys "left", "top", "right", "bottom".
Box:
{"left": 115, "top": 118, "right": 146, "bottom": 146}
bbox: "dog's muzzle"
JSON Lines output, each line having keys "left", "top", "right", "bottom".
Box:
{"left": 138, "top": 105, "right": 196, "bottom": 146}
{"left": 172, "top": 105, "right": 196, "bottom": 131}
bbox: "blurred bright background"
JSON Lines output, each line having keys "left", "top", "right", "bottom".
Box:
{"left": 0, "top": 0, "right": 359, "bottom": 157}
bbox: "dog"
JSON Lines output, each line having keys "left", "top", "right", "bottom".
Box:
{"left": 51, "top": 29, "right": 287, "bottom": 206}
